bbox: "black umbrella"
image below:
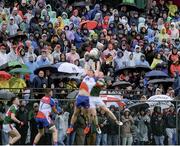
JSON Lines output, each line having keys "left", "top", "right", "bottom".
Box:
{"left": 72, "top": 1, "right": 91, "bottom": 7}
{"left": 117, "top": 3, "right": 142, "bottom": 12}
{"left": 112, "top": 81, "right": 131, "bottom": 88}
{"left": 147, "top": 78, "right": 174, "bottom": 84}
{"left": 115, "top": 66, "right": 135, "bottom": 76}
{"left": 135, "top": 65, "right": 152, "bottom": 72}
{"left": 8, "top": 33, "right": 27, "bottom": 43}
{"left": 128, "top": 102, "right": 149, "bottom": 112}
{"left": 34, "top": 65, "right": 58, "bottom": 75}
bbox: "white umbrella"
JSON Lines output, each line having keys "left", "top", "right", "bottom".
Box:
{"left": 147, "top": 95, "right": 174, "bottom": 109}
{"left": 58, "top": 62, "right": 82, "bottom": 74}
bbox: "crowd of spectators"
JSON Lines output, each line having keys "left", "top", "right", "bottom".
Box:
{"left": 0, "top": 0, "right": 179, "bottom": 145}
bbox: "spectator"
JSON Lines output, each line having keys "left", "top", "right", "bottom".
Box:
{"left": 16, "top": 101, "right": 29, "bottom": 145}
{"left": 136, "top": 55, "right": 150, "bottom": 66}
{"left": 164, "top": 104, "right": 176, "bottom": 145}
{"left": 66, "top": 46, "right": 80, "bottom": 64}
{"left": 121, "top": 108, "right": 134, "bottom": 146}
{"left": 7, "top": 16, "right": 19, "bottom": 36}
{"left": 134, "top": 108, "right": 150, "bottom": 145}
{"left": 151, "top": 106, "right": 166, "bottom": 145}
{"left": 150, "top": 53, "right": 163, "bottom": 69}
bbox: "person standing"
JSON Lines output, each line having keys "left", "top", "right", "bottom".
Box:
{"left": 2, "top": 97, "right": 24, "bottom": 145}
{"left": 121, "top": 108, "right": 134, "bottom": 146}
{"left": 151, "top": 106, "right": 166, "bottom": 145}
{"left": 16, "top": 100, "right": 29, "bottom": 145}
{"left": 164, "top": 104, "right": 176, "bottom": 145}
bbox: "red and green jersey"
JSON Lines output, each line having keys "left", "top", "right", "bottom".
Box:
{"left": 3, "top": 104, "right": 18, "bottom": 124}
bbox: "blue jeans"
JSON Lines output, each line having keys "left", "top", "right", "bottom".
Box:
{"left": 154, "top": 135, "right": 164, "bottom": 145}
{"left": 122, "top": 136, "right": 133, "bottom": 145}
{"left": 96, "top": 133, "right": 107, "bottom": 145}
{"left": 66, "top": 131, "right": 76, "bottom": 145}
{"left": 107, "top": 134, "right": 119, "bottom": 145}
{"left": 58, "top": 129, "right": 66, "bottom": 145}
{"left": 1, "top": 130, "right": 9, "bottom": 145}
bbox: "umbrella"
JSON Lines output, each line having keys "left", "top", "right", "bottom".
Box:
{"left": 34, "top": 64, "right": 58, "bottom": 75}
{"left": 117, "top": 3, "right": 142, "bottom": 12}
{"left": 80, "top": 20, "right": 98, "bottom": 30}
{"left": 0, "top": 60, "right": 23, "bottom": 70}
{"left": 8, "top": 33, "right": 27, "bottom": 42}
{"left": 0, "top": 71, "right": 11, "bottom": 80}
{"left": 9, "top": 68, "right": 32, "bottom": 74}
{"left": 128, "top": 102, "right": 150, "bottom": 112}
{"left": 58, "top": 62, "right": 82, "bottom": 74}
{"left": 67, "top": 90, "right": 79, "bottom": 99}
{"left": 0, "top": 90, "right": 15, "bottom": 99}
{"left": 112, "top": 81, "right": 131, "bottom": 88}
{"left": 148, "top": 78, "right": 174, "bottom": 84}
{"left": 135, "top": 65, "right": 152, "bottom": 72}
{"left": 115, "top": 66, "right": 135, "bottom": 75}
{"left": 72, "top": 1, "right": 91, "bottom": 7}
{"left": 145, "top": 70, "right": 168, "bottom": 78}
{"left": 147, "top": 95, "right": 173, "bottom": 109}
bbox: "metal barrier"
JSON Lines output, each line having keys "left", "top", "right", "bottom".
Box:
{"left": 0, "top": 88, "right": 180, "bottom": 145}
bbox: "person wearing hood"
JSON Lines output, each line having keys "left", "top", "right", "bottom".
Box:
{"left": 102, "top": 16, "right": 109, "bottom": 29}
{"left": 126, "top": 53, "right": 136, "bottom": 67}
{"left": 50, "top": 11, "right": 57, "bottom": 25}
{"left": 7, "top": 16, "right": 19, "bottom": 36}
{"left": 108, "top": 9, "right": 119, "bottom": 24}
{"left": 150, "top": 53, "right": 163, "bottom": 69}
{"left": 25, "top": 55, "right": 38, "bottom": 83}
{"left": 133, "top": 45, "right": 144, "bottom": 63}
{"left": 156, "top": 27, "right": 169, "bottom": 43}
{"left": 114, "top": 51, "right": 126, "bottom": 70}
{"left": 64, "top": 25, "right": 74, "bottom": 42}
{"left": 11, "top": 7, "right": 22, "bottom": 26}
{"left": 0, "top": 40, "right": 8, "bottom": 66}
{"left": 54, "top": 16, "right": 64, "bottom": 32}
{"left": 36, "top": 49, "right": 50, "bottom": 67}
{"left": 74, "top": 28, "right": 85, "bottom": 49}
{"left": 62, "top": 12, "right": 70, "bottom": 26}
{"left": 24, "top": 7, "right": 34, "bottom": 24}
{"left": 169, "top": 47, "right": 180, "bottom": 64}
{"left": 169, "top": 22, "right": 179, "bottom": 41}
{"left": 93, "top": 12, "right": 103, "bottom": 30}
{"left": 29, "top": 8, "right": 41, "bottom": 33}
{"left": 170, "top": 59, "right": 180, "bottom": 77}
{"left": 121, "top": 108, "right": 134, "bottom": 146}
{"left": 136, "top": 55, "right": 150, "bottom": 66}
{"left": 167, "top": 0, "right": 178, "bottom": 17}
{"left": 88, "top": 4, "right": 102, "bottom": 20}
{"left": 70, "top": 9, "right": 81, "bottom": 28}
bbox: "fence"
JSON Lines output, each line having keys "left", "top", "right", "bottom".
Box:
{"left": 0, "top": 88, "right": 180, "bottom": 145}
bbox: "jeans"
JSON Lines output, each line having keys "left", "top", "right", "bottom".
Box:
{"left": 66, "top": 131, "right": 76, "bottom": 145}
{"left": 1, "top": 130, "right": 9, "bottom": 145}
{"left": 154, "top": 135, "right": 164, "bottom": 145}
{"left": 166, "top": 128, "right": 176, "bottom": 145}
{"left": 58, "top": 129, "right": 66, "bottom": 145}
{"left": 96, "top": 133, "right": 107, "bottom": 145}
{"left": 107, "top": 134, "right": 119, "bottom": 145}
{"left": 122, "top": 136, "right": 133, "bottom": 146}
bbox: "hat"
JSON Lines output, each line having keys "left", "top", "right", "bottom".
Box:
{"left": 10, "top": 16, "right": 14, "bottom": 20}
{"left": 135, "top": 45, "right": 140, "bottom": 49}
{"left": 124, "top": 108, "right": 130, "bottom": 113}
{"left": 33, "top": 103, "right": 39, "bottom": 107}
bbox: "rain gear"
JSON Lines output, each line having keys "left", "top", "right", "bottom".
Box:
{"left": 62, "top": 12, "right": 70, "bottom": 26}
{"left": 156, "top": 27, "right": 169, "bottom": 43}
{"left": 9, "top": 77, "right": 26, "bottom": 93}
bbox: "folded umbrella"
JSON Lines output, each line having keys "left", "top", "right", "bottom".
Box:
{"left": 0, "top": 71, "right": 11, "bottom": 80}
